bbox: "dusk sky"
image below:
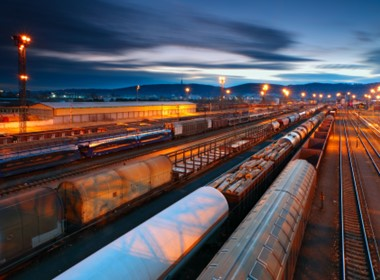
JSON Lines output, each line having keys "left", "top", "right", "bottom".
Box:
{"left": 1, "top": 0, "right": 380, "bottom": 90}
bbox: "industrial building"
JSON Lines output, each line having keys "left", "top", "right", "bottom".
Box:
{"left": 27, "top": 101, "right": 196, "bottom": 124}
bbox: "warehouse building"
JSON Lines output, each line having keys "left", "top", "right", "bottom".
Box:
{"left": 29, "top": 101, "right": 196, "bottom": 124}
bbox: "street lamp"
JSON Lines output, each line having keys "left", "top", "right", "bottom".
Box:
{"left": 301, "top": 92, "right": 306, "bottom": 102}
{"left": 136, "top": 85, "right": 140, "bottom": 101}
{"left": 282, "top": 88, "right": 290, "bottom": 104}
{"left": 185, "top": 87, "right": 190, "bottom": 100}
{"left": 219, "top": 76, "right": 225, "bottom": 99}
{"left": 261, "top": 84, "right": 269, "bottom": 104}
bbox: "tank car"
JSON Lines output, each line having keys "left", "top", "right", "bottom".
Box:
{"left": 55, "top": 187, "right": 228, "bottom": 280}
{"left": 198, "top": 160, "right": 317, "bottom": 280}
{"left": 0, "top": 187, "right": 64, "bottom": 265}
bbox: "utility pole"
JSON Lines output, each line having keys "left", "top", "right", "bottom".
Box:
{"left": 12, "top": 34, "right": 31, "bottom": 133}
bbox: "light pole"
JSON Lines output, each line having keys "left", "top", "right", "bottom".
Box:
{"left": 12, "top": 34, "right": 31, "bottom": 133}
{"left": 219, "top": 76, "right": 225, "bottom": 109}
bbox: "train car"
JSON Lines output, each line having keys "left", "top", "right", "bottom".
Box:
{"left": 170, "top": 118, "right": 212, "bottom": 137}
{"left": 277, "top": 116, "right": 290, "bottom": 127}
{"left": 0, "top": 138, "right": 81, "bottom": 177}
{"left": 287, "top": 113, "right": 300, "bottom": 123}
{"left": 55, "top": 186, "right": 228, "bottom": 280}
{"left": 0, "top": 187, "right": 64, "bottom": 265}
{"left": 211, "top": 118, "right": 229, "bottom": 129}
{"left": 137, "top": 129, "right": 172, "bottom": 146}
{"left": 0, "top": 135, "right": 13, "bottom": 145}
{"left": 77, "top": 130, "right": 138, "bottom": 157}
{"left": 198, "top": 160, "right": 317, "bottom": 280}
{"left": 58, "top": 156, "right": 172, "bottom": 225}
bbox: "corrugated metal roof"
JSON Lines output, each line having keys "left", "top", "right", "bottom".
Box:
{"left": 36, "top": 101, "right": 195, "bottom": 109}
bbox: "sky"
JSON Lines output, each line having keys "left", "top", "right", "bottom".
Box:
{"left": 1, "top": 0, "right": 380, "bottom": 90}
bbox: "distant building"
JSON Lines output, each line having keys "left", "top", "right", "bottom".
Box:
{"left": 29, "top": 101, "right": 196, "bottom": 124}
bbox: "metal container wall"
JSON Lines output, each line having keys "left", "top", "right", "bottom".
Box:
{"left": 58, "top": 170, "right": 125, "bottom": 225}
{"left": 271, "top": 120, "right": 280, "bottom": 130}
{"left": 0, "top": 187, "right": 64, "bottom": 264}
{"left": 294, "top": 126, "right": 308, "bottom": 139}
{"left": 56, "top": 187, "right": 228, "bottom": 280}
{"left": 116, "top": 162, "right": 151, "bottom": 199}
{"left": 279, "top": 131, "right": 301, "bottom": 147}
{"left": 277, "top": 117, "right": 289, "bottom": 126}
{"left": 145, "top": 156, "right": 173, "bottom": 188}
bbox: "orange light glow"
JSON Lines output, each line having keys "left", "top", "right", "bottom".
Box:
{"left": 20, "top": 75, "right": 28, "bottom": 81}
{"left": 21, "top": 35, "right": 31, "bottom": 43}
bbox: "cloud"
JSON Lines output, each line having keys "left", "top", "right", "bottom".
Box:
{"left": 317, "top": 64, "right": 369, "bottom": 70}
{"left": 0, "top": 0, "right": 317, "bottom": 89}
{"left": 276, "top": 73, "right": 365, "bottom": 83}
{"left": 354, "top": 31, "right": 374, "bottom": 43}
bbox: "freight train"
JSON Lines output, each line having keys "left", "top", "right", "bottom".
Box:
{"left": 0, "top": 156, "right": 173, "bottom": 267}
{"left": 198, "top": 159, "right": 317, "bottom": 280}
{"left": 55, "top": 187, "right": 229, "bottom": 280}
{"left": 0, "top": 108, "right": 319, "bottom": 178}
{"left": 0, "top": 108, "right": 325, "bottom": 269}
{"left": 209, "top": 110, "right": 326, "bottom": 203}
{"left": 56, "top": 160, "right": 318, "bottom": 280}
{"left": 54, "top": 111, "right": 333, "bottom": 280}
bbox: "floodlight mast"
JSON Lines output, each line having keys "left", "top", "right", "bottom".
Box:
{"left": 12, "top": 34, "right": 31, "bottom": 133}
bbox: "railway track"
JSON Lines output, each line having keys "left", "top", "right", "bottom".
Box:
{"left": 339, "top": 115, "right": 378, "bottom": 279}
{"left": 350, "top": 113, "right": 380, "bottom": 175}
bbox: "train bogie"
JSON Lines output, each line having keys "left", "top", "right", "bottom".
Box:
{"left": 0, "top": 188, "right": 64, "bottom": 264}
